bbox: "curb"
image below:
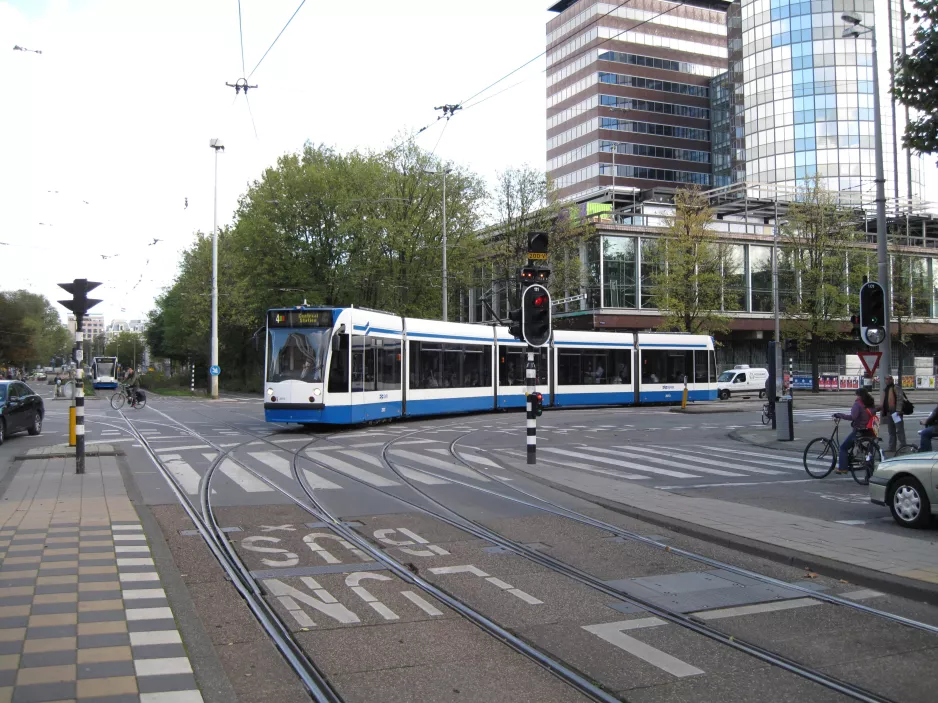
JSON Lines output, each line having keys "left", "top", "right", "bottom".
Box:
{"left": 728, "top": 428, "right": 808, "bottom": 455}
{"left": 529, "top": 474, "right": 938, "bottom": 606}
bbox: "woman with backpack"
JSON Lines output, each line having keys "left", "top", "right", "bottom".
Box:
{"left": 833, "top": 389, "right": 877, "bottom": 475}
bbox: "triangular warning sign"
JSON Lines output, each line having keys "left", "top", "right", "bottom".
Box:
{"left": 858, "top": 351, "right": 882, "bottom": 376}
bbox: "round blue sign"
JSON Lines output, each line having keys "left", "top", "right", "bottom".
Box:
{"left": 210, "top": 365, "right": 221, "bottom": 376}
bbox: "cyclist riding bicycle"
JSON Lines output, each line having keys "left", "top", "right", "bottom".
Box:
{"left": 124, "top": 369, "right": 140, "bottom": 405}
{"left": 832, "top": 389, "right": 877, "bottom": 475}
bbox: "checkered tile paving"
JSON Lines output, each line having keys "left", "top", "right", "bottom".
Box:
{"left": 0, "top": 522, "right": 203, "bottom": 703}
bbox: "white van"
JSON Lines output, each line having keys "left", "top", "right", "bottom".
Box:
{"left": 716, "top": 365, "right": 769, "bottom": 400}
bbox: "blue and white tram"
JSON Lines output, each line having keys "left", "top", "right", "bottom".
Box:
{"left": 264, "top": 306, "right": 717, "bottom": 425}
{"left": 91, "top": 356, "right": 119, "bottom": 390}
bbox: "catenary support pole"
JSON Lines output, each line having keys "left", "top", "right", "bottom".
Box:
{"left": 526, "top": 349, "right": 536, "bottom": 465}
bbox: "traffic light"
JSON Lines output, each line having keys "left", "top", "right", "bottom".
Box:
{"left": 859, "top": 281, "right": 886, "bottom": 346}
{"left": 58, "top": 279, "right": 102, "bottom": 332}
{"left": 522, "top": 284, "right": 551, "bottom": 347}
{"left": 529, "top": 391, "right": 543, "bottom": 417}
{"left": 528, "top": 232, "right": 548, "bottom": 261}
{"left": 521, "top": 267, "right": 550, "bottom": 283}
{"left": 850, "top": 313, "right": 861, "bottom": 341}
{"left": 508, "top": 307, "right": 522, "bottom": 340}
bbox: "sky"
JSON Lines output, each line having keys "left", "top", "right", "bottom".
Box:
{"left": 2, "top": 0, "right": 937, "bottom": 327}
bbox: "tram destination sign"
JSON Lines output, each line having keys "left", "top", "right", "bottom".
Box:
{"left": 269, "top": 310, "right": 334, "bottom": 328}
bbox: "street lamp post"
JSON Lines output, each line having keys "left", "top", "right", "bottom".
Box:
{"left": 424, "top": 168, "right": 452, "bottom": 321}
{"left": 843, "top": 12, "right": 891, "bottom": 394}
{"left": 209, "top": 139, "right": 225, "bottom": 399}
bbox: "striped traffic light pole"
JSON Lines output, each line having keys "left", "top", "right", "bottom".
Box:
{"left": 526, "top": 349, "right": 536, "bottom": 465}
{"left": 74, "top": 323, "right": 86, "bottom": 474}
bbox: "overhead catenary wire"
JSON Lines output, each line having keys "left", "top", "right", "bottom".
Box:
{"left": 248, "top": 0, "right": 307, "bottom": 79}
{"left": 461, "top": 0, "right": 691, "bottom": 117}
{"left": 237, "top": 0, "right": 247, "bottom": 77}
{"left": 458, "top": 0, "right": 636, "bottom": 109}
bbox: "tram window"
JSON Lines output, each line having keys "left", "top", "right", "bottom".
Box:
{"left": 643, "top": 349, "right": 693, "bottom": 383}
{"left": 498, "top": 346, "right": 547, "bottom": 386}
{"left": 410, "top": 341, "right": 491, "bottom": 389}
{"left": 694, "top": 350, "right": 710, "bottom": 383}
{"left": 556, "top": 348, "right": 630, "bottom": 385}
{"left": 268, "top": 328, "right": 330, "bottom": 383}
{"left": 376, "top": 339, "right": 401, "bottom": 390}
{"left": 709, "top": 350, "right": 716, "bottom": 383}
{"left": 327, "top": 334, "right": 349, "bottom": 393}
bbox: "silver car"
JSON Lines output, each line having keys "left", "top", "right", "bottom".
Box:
{"left": 870, "top": 454, "right": 937, "bottom": 528}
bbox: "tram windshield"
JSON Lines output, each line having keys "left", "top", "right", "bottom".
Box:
{"left": 95, "top": 361, "right": 115, "bottom": 378}
{"left": 267, "top": 328, "right": 331, "bottom": 383}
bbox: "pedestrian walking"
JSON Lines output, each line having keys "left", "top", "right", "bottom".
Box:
{"left": 879, "top": 375, "right": 906, "bottom": 452}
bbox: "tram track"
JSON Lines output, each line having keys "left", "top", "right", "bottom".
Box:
{"left": 112, "top": 403, "right": 938, "bottom": 702}
{"left": 115, "top": 405, "right": 620, "bottom": 703}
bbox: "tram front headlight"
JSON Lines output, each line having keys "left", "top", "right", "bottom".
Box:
{"left": 266, "top": 387, "right": 274, "bottom": 396}
{"left": 313, "top": 388, "right": 321, "bottom": 397}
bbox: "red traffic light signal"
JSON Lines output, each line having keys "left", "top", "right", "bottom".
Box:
{"left": 522, "top": 285, "right": 551, "bottom": 347}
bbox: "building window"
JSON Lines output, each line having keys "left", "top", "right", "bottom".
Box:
{"left": 640, "top": 238, "right": 658, "bottom": 309}
{"left": 723, "top": 244, "right": 746, "bottom": 311}
{"left": 602, "top": 236, "right": 636, "bottom": 309}
{"left": 599, "top": 93, "right": 711, "bottom": 120}
{"left": 750, "top": 245, "right": 773, "bottom": 312}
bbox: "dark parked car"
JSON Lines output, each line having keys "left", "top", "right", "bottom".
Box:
{"left": 0, "top": 380, "right": 44, "bottom": 445}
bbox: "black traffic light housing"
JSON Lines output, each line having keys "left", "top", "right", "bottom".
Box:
{"left": 522, "top": 284, "right": 551, "bottom": 347}
{"left": 508, "top": 308, "right": 523, "bottom": 340}
{"left": 529, "top": 391, "right": 543, "bottom": 417}
{"left": 58, "top": 279, "right": 102, "bottom": 331}
{"left": 528, "top": 232, "right": 548, "bottom": 261}
{"left": 850, "top": 313, "right": 861, "bottom": 341}
{"left": 521, "top": 267, "right": 550, "bottom": 284}
{"left": 859, "top": 281, "right": 886, "bottom": 346}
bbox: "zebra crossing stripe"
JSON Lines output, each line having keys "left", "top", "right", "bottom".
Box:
{"left": 624, "top": 446, "right": 788, "bottom": 476}
{"left": 500, "top": 449, "right": 649, "bottom": 480}
{"left": 307, "top": 450, "right": 400, "bottom": 487}
{"left": 599, "top": 447, "right": 746, "bottom": 477}
{"left": 540, "top": 448, "right": 698, "bottom": 479}
{"left": 388, "top": 449, "right": 490, "bottom": 481}
{"left": 694, "top": 445, "right": 829, "bottom": 467}
{"left": 248, "top": 451, "right": 343, "bottom": 490}
{"left": 216, "top": 457, "right": 274, "bottom": 493}
{"left": 159, "top": 454, "right": 201, "bottom": 494}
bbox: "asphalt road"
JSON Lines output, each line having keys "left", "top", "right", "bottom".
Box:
{"left": 4, "top": 387, "right": 938, "bottom": 702}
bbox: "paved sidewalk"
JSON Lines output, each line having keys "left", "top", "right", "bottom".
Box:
{"left": 508, "top": 458, "right": 938, "bottom": 594}
{"left": 0, "top": 445, "right": 203, "bottom": 703}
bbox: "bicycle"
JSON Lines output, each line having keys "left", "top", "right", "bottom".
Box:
{"left": 802, "top": 418, "right": 884, "bottom": 485}
{"left": 110, "top": 384, "right": 147, "bottom": 410}
{"left": 762, "top": 402, "right": 774, "bottom": 425}
{"left": 894, "top": 443, "right": 919, "bottom": 456}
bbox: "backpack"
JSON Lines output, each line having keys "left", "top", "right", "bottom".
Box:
{"left": 865, "top": 408, "right": 880, "bottom": 436}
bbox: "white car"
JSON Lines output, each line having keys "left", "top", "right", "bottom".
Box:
{"left": 717, "top": 365, "right": 770, "bottom": 400}
{"left": 869, "top": 453, "right": 936, "bottom": 528}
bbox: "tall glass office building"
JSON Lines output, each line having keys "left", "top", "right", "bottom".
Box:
{"left": 726, "top": 0, "right": 924, "bottom": 201}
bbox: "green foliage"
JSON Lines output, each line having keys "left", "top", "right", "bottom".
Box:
{"left": 484, "top": 167, "right": 593, "bottom": 307}
{"left": 648, "top": 188, "right": 732, "bottom": 336}
{"left": 894, "top": 1, "right": 938, "bottom": 157}
{"left": 102, "top": 331, "right": 145, "bottom": 370}
{"left": 0, "top": 290, "right": 72, "bottom": 368}
{"left": 779, "top": 178, "right": 861, "bottom": 390}
{"left": 147, "top": 139, "right": 491, "bottom": 386}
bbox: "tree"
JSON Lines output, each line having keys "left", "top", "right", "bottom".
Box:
{"left": 0, "top": 290, "right": 71, "bottom": 369}
{"left": 780, "top": 178, "right": 861, "bottom": 392}
{"left": 647, "top": 187, "right": 731, "bottom": 336}
{"left": 889, "top": 234, "right": 932, "bottom": 387}
{"left": 105, "top": 331, "right": 145, "bottom": 371}
{"left": 894, "top": 1, "right": 938, "bottom": 157}
{"left": 484, "top": 166, "right": 593, "bottom": 315}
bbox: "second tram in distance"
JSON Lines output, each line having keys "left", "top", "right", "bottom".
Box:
{"left": 264, "top": 306, "right": 718, "bottom": 425}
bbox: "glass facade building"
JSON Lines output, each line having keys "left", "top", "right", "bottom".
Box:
{"left": 545, "top": 0, "right": 730, "bottom": 202}
{"left": 725, "top": 0, "right": 924, "bottom": 201}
